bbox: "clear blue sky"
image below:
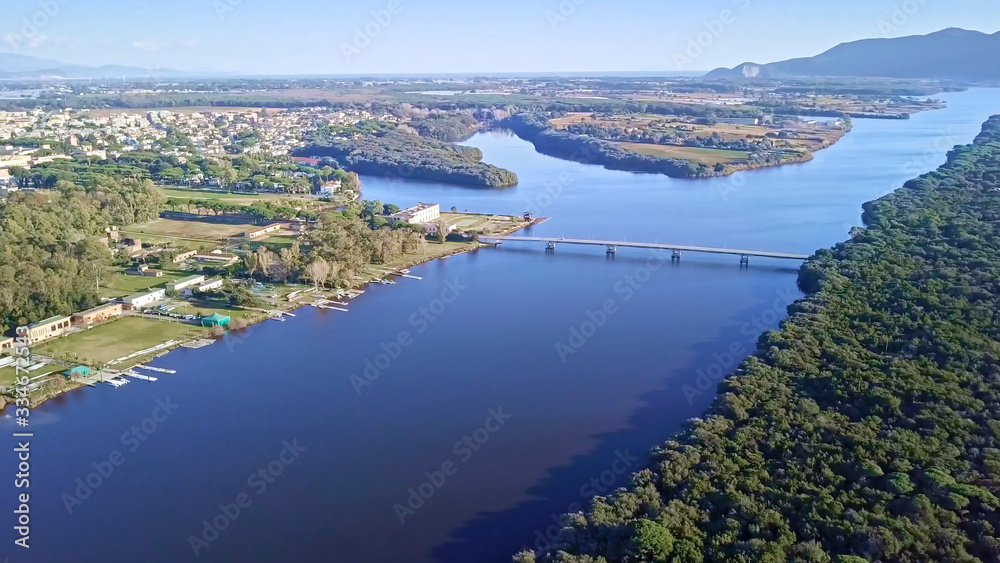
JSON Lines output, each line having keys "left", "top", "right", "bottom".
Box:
{"left": 2, "top": 0, "right": 999, "bottom": 74}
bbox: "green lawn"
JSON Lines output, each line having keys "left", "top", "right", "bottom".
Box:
{"left": 101, "top": 269, "right": 186, "bottom": 298}
{"left": 161, "top": 188, "right": 312, "bottom": 206}
{"left": 0, "top": 365, "right": 62, "bottom": 389}
{"left": 34, "top": 317, "right": 205, "bottom": 365}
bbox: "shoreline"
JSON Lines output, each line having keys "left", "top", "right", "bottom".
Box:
{"left": 5, "top": 215, "right": 541, "bottom": 412}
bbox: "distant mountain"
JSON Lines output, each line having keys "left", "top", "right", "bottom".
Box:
{"left": 706, "top": 28, "right": 1000, "bottom": 81}
{"left": 0, "top": 52, "right": 181, "bottom": 79}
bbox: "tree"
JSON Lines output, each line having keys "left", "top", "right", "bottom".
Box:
{"left": 304, "top": 257, "right": 331, "bottom": 289}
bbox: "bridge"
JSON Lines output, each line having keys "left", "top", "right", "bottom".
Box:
{"left": 482, "top": 236, "right": 810, "bottom": 265}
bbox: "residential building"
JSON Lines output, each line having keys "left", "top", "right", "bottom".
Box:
{"left": 0, "top": 336, "right": 13, "bottom": 351}
{"left": 128, "top": 264, "right": 163, "bottom": 277}
{"left": 390, "top": 203, "right": 440, "bottom": 225}
{"left": 319, "top": 180, "right": 342, "bottom": 196}
{"left": 122, "top": 289, "right": 167, "bottom": 310}
{"left": 27, "top": 315, "right": 72, "bottom": 345}
{"left": 72, "top": 303, "right": 123, "bottom": 327}
{"left": 167, "top": 275, "right": 206, "bottom": 293}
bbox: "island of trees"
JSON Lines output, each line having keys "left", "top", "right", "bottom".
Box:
{"left": 298, "top": 123, "right": 518, "bottom": 188}
{"left": 515, "top": 116, "right": 1000, "bottom": 562}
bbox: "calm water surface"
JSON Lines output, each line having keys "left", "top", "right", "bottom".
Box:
{"left": 3, "top": 89, "right": 998, "bottom": 563}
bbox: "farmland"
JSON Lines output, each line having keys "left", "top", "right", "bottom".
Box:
{"left": 617, "top": 143, "right": 751, "bottom": 165}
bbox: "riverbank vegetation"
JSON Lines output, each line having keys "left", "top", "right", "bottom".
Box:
{"left": 506, "top": 111, "right": 849, "bottom": 178}
{"left": 0, "top": 178, "right": 167, "bottom": 333}
{"left": 516, "top": 116, "right": 1000, "bottom": 562}
{"left": 299, "top": 123, "right": 518, "bottom": 188}
{"left": 298, "top": 124, "right": 517, "bottom": 188}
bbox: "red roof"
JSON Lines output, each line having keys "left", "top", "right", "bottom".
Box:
{"left": 293, "top": 157, "right": 320, "bottom": 166}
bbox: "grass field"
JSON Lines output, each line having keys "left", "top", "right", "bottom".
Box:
{"left": 35, "top": 317, "right": 204, "bottom": 365}
{"left": 0, "top": 364, "right": 62, "bottom": 389}
{"left": 619, "top": 143, "right": 750, "bottom": 165}
{"left": 439, "top": 212, "right": 523, "bottom": 235}
{"left": 126, "top": 217, "right": 258, "bottom": 240}
{"left": 101, "top": 269, "right": 187, "bottom": 298}
{"left": 161, "top": 188, "right": 313, "bottom": 207}
{"left": 250, "top": 234, "right": 301, "bottom": 250}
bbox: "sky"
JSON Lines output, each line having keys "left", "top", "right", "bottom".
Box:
{"left": 1, "top": 0, "right": 999, "bottom": 75}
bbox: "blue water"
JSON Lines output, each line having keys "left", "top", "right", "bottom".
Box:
{"left": 3, "top": 88, "right": 998, "bottom": 563}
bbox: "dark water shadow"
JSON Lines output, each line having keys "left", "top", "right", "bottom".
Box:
{"left": 430, "top": 317, "right": 763, "bottom": 562}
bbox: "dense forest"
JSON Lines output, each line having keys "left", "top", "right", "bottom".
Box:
{"left": 0, "top": 177, "right": 165, "bottom": 333}
{"left": 299, "top": 126, "right": 518, "bottom": 188}
{"left": 408, "top": 113, "right": 481, "bottom": 142}
{"left": 515, "top": 116, "right": 1000, "bottom": 563}
{"left": 505, "top": 113, "right": 713, "bottom": 178}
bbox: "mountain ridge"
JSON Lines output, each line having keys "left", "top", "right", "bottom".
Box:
{"left": 706, "top": 28, "right": 1000, "bottom": 81}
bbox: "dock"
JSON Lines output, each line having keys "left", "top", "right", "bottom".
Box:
{"left": 135, "top": 365, "right": 176, "bottom": 374}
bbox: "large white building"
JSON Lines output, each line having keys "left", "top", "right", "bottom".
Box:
{"left": 123, "top": 288, "right": 167, "bottom": 310}
{"left": 390, "top": 203, "right": 440, "bottom": 225}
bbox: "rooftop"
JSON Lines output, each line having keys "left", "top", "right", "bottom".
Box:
{"left": 28, "top": 315, "right": 71, "bottom": 328}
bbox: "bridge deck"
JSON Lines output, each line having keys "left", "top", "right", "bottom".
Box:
{"left": 485, "top": 236, "right": 810, "bottom": 260}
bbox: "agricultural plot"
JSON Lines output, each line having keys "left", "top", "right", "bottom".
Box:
{"left": 618, "top": 143, "right": 750, "bottom": 165}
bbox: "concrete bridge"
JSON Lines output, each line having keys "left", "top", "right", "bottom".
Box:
{"left": 482, "top": 236, "right": 811, "bottom": 265}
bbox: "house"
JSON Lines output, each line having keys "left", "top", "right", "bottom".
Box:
{"left": 200, "top": 313, "right": 231, "bottom": 327}
{"left": 167, "top": 274, "right": 206, "bottom": 293}
{"left": 72, "top": 302, "right": 122, "bottom": 327}
{"left": 246, "top": 223, "right": 286, "bottom": 239}
{"left": 424, "top": 222, "right": 457, "bottom": 236}
{"left": 27, "top": 315, "right": 72, "bottom": 345}
{"left": 0, "top": 336, "right": 13, "bottom": 351}
{"left": 319, "top": 180, "right": 342, "bottom": 197}
{"left": 127, "top": 264, "right": 163, "bottom": 277}
{"left": 120, "top": 237, "right": 143, "bottom": 256}
{"left": 390, "top": 203, "right": 440, "bottom": 226}
{"left": 122, "top": 289, "right": 167, "bottom": 310}
{"left": 173, "top": 250, "right": 198, "bottom": 263}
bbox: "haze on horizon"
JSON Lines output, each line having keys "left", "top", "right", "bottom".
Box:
{"left": 1, "top": 0, "right": 999, "bottom": 75}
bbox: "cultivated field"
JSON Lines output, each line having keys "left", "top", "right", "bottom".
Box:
{"left": 618, "top": 143, "right": 750, "bottom": 165}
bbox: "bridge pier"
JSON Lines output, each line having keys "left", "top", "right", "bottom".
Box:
{"left": 740, "top": 254, "right": 750, "bottom": 267}
{"left": 672, "top": 250, "right": 682, "bottom": 262}
{"left": 606, "top": 245, "right": 617, "bottom": 255}
{"left": 545, "top": 241, "right": 556, "bottom": 251}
